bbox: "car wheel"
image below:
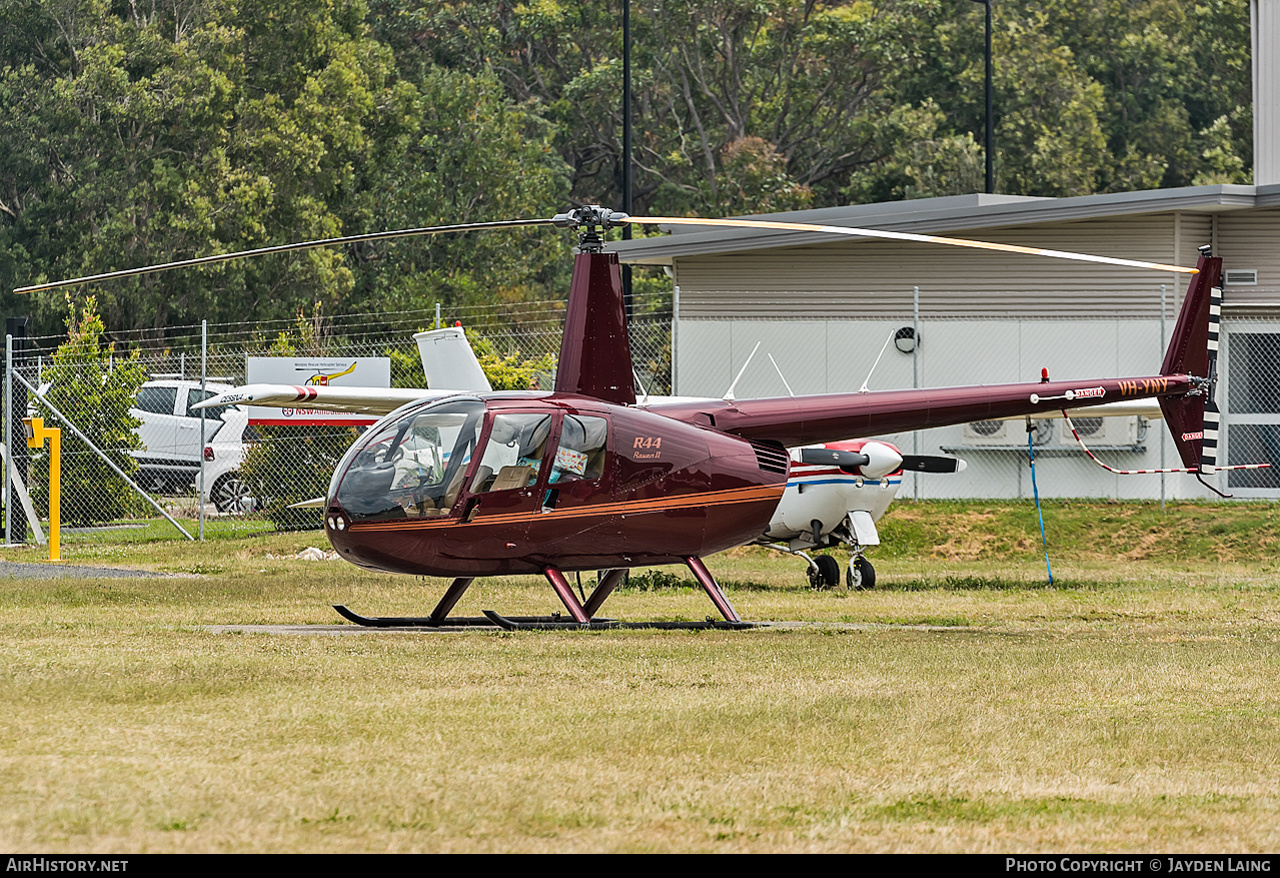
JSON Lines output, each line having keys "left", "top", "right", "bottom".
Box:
{"left": 212, "top": 472, "right": 253, "bottom": 513}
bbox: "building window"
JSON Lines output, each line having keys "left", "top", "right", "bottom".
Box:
{"left": 1225, "top": 329, "right": 1280, "bottom": 491}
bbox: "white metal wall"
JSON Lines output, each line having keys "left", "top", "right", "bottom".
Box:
{"left": 674, "top": 314, "right": 1259, "bottom": 501}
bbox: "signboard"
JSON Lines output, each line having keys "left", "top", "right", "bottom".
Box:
{"left": 245, "top": 357, "right": 391, "bottom": 426}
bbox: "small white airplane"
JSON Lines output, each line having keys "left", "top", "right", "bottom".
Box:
{"left": 761, "top": 438, "right": 962, "bottom": 590}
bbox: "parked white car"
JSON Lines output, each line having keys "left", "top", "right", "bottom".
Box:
{"left": 131, "top": 378, "right": 253, "bottom": 512}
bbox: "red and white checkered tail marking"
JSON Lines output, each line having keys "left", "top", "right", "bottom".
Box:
{"left": 1200, "top": 285, "right": 1222, "bottom": 471}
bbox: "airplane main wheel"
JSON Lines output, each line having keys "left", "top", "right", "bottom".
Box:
{"left": 847, "top": 556, "right": 876, "bottom": 590}
{"left": 808, "top": 555, "right": 841, "bottom": 590}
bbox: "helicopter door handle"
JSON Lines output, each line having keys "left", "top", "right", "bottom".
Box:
{"left": 462, "top": 497, "right": 481, "bottom": 522}
{"left": 542, "top": 488, "right": 560, "bottom": 512}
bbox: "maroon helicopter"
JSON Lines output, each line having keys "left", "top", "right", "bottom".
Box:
{"left": 18, "top": 206, "right": 1242, "bottom": 629}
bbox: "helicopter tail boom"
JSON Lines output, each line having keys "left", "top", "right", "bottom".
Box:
{"left": 648, "top": 251, "right": 1222, "bottom": 458}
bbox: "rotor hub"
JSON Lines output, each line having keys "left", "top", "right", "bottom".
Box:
{"left": 551, "top": 205, "right": 630, "bottom": 252}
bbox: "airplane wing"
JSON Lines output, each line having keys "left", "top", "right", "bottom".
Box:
{"left": 192, "top": 327, "right": 493, "bottom": 418}
{"left": 193, "top": 384, "right": 458, "bottom": 416}
{"left": 1022, "top": 399, "right": 1163, "bottom": 420}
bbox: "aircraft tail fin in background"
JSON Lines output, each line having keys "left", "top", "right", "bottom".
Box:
{"left": 414, "top": 326, "right": 492, "bottom": 393}
{"left": 1158, "top": 250, "right": 1222, "bottom": 471}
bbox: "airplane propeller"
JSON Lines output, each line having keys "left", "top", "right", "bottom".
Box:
{"left": 799, "top": 445, "right": 965, "bottom": 477}
{"left": 900, "top": 454, "right": 967, "bottom": 474}
{"left": 797, "top": 447, "right": 870, "bottom": 469}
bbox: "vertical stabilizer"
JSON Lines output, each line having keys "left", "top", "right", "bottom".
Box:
{"left": 413, "top": 326, "right": 492, "bottom": 392}
{"left": 1159, "top": 252, "right": 1222, "bottom": 470}
{"left": 554, "top": 251, "right": 636, "bottom": 404}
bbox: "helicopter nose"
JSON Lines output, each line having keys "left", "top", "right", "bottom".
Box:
{"left": 325, "top": 503, "right": 350, "bottom": 533}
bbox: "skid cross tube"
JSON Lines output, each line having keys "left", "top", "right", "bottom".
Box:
{"left": 544, "top": 566, "right": 592, "bottom": 623}
{"left": 685, "top": 556, "right": 742, "bottom": 623}
{"left": 583, "top": 568, "right": 628, "bottom": 617}
{"left": 429, "top": 577, "right": 475, "bottom": 626}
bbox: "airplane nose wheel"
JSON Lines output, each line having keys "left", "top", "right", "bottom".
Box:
{"left": 808, "top": 555, "right": 841, "bottom": 590}
{"left": 847, "top": 556, "right": 876, "bottom": 590}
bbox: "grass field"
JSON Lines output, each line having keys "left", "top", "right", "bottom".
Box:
{"left": 1, "top": 500, "right": 1278, "bottom": 853}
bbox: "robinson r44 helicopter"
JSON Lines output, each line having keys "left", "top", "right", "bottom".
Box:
{"left": 210, "top": 320, "right": 961, "bottom": 592}
{"left": 20, "top": 206, "right": 1264, "bottom": 628}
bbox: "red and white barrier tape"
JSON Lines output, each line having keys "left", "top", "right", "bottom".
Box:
{"left": 1059, "top": 411, "right": 1271, "bottom": 476}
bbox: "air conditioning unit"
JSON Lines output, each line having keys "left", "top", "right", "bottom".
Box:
{"left": 1061, "top": 416, "right": 1141, "bottom": 446}
{"left": 963, "top": 419, "right": 1053, "bottom": 446}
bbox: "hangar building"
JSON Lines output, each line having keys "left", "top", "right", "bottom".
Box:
{"left": 612, "top": 187, "right": 1280, "bottom": 501}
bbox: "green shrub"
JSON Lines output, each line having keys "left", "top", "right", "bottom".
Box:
{"left": 32, "top": 298, "right": 147, "bottom": 526}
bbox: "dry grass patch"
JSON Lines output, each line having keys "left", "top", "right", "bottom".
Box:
{"left": 1, "top": 508, "right": 1279, "bottom": 851}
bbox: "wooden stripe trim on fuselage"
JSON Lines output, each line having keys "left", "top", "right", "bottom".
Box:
{"left": 347, "top": 483, "right": 785, "bottom": 532}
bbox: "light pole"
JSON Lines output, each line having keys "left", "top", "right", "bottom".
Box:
{"left": 621, "top": 0, "right": 634, "bottom": 319}
{"left": 971, "top": 0, "right": 994, "bottom": 194}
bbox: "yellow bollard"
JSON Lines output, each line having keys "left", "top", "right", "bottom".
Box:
{"left": 22, "top": 417, "right": 60, "bottom": 562}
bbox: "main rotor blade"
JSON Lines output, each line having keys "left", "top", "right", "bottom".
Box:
{"left": 14, "top": 218, "right": 555, "bottom": 295}
{"left": 628, "top": 216, "right": 1197, "bottom": 275}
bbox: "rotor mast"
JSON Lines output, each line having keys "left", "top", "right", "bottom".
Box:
{"left": 550, "top": 206, "right": 636, "bottom": 405}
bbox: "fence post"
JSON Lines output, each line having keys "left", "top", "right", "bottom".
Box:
{"left": 5, "top": 317, "right": 30, "bottom": 543}
{"left": 1160, "top": 284, "right": 1167, "bottom": 511}
{"left": 4, "top": 333, "right": 11, "bottom": 546}
{"left": 672, "top": 285, "right": 680, "bottom": 395}
{"left": 913, "top": 285, "right": 920, "bottom": 501}
{"left": 199, "top": 319, "right": 207, "bottom": 540}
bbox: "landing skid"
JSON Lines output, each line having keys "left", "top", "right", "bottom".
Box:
{"left": 333, "top": 604, "right": 578, "bottom": 628}
{"left": 335, "top": 557, "right": 753, "bottom": 630}
{"left": 481, "top": 610, "right": 758, "bottom": 631}
{"left": 331, "top": 605, "right": 757, "bottom": 631}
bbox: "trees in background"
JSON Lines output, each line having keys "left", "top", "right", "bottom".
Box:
{"left": 0, "top": 0, "right": 1255, "bottom": 335}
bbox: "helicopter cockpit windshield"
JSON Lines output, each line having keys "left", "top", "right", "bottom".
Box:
{"left": 333, "top": 398, "right": 484, "bottom": 520}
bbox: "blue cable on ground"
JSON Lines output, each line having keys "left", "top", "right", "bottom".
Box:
{"left": 1028, "top": 423, "right": 1053, "bottom": 585}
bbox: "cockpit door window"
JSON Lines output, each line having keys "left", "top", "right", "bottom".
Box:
{"left": 470, "top": 413, "right": 554, "bottom": 494}
{"left": 550, "top": 415, "right": 608, "bottom": 483}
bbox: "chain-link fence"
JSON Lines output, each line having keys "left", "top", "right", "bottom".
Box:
{"left": 3, "top": 286, "right": 1276, "bottom": 550}
{"left": 1, "top": 292, "right": 672, "bottom": 544}
{"left": 672, "top": 303, "right": 1280, "bottom": 503}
